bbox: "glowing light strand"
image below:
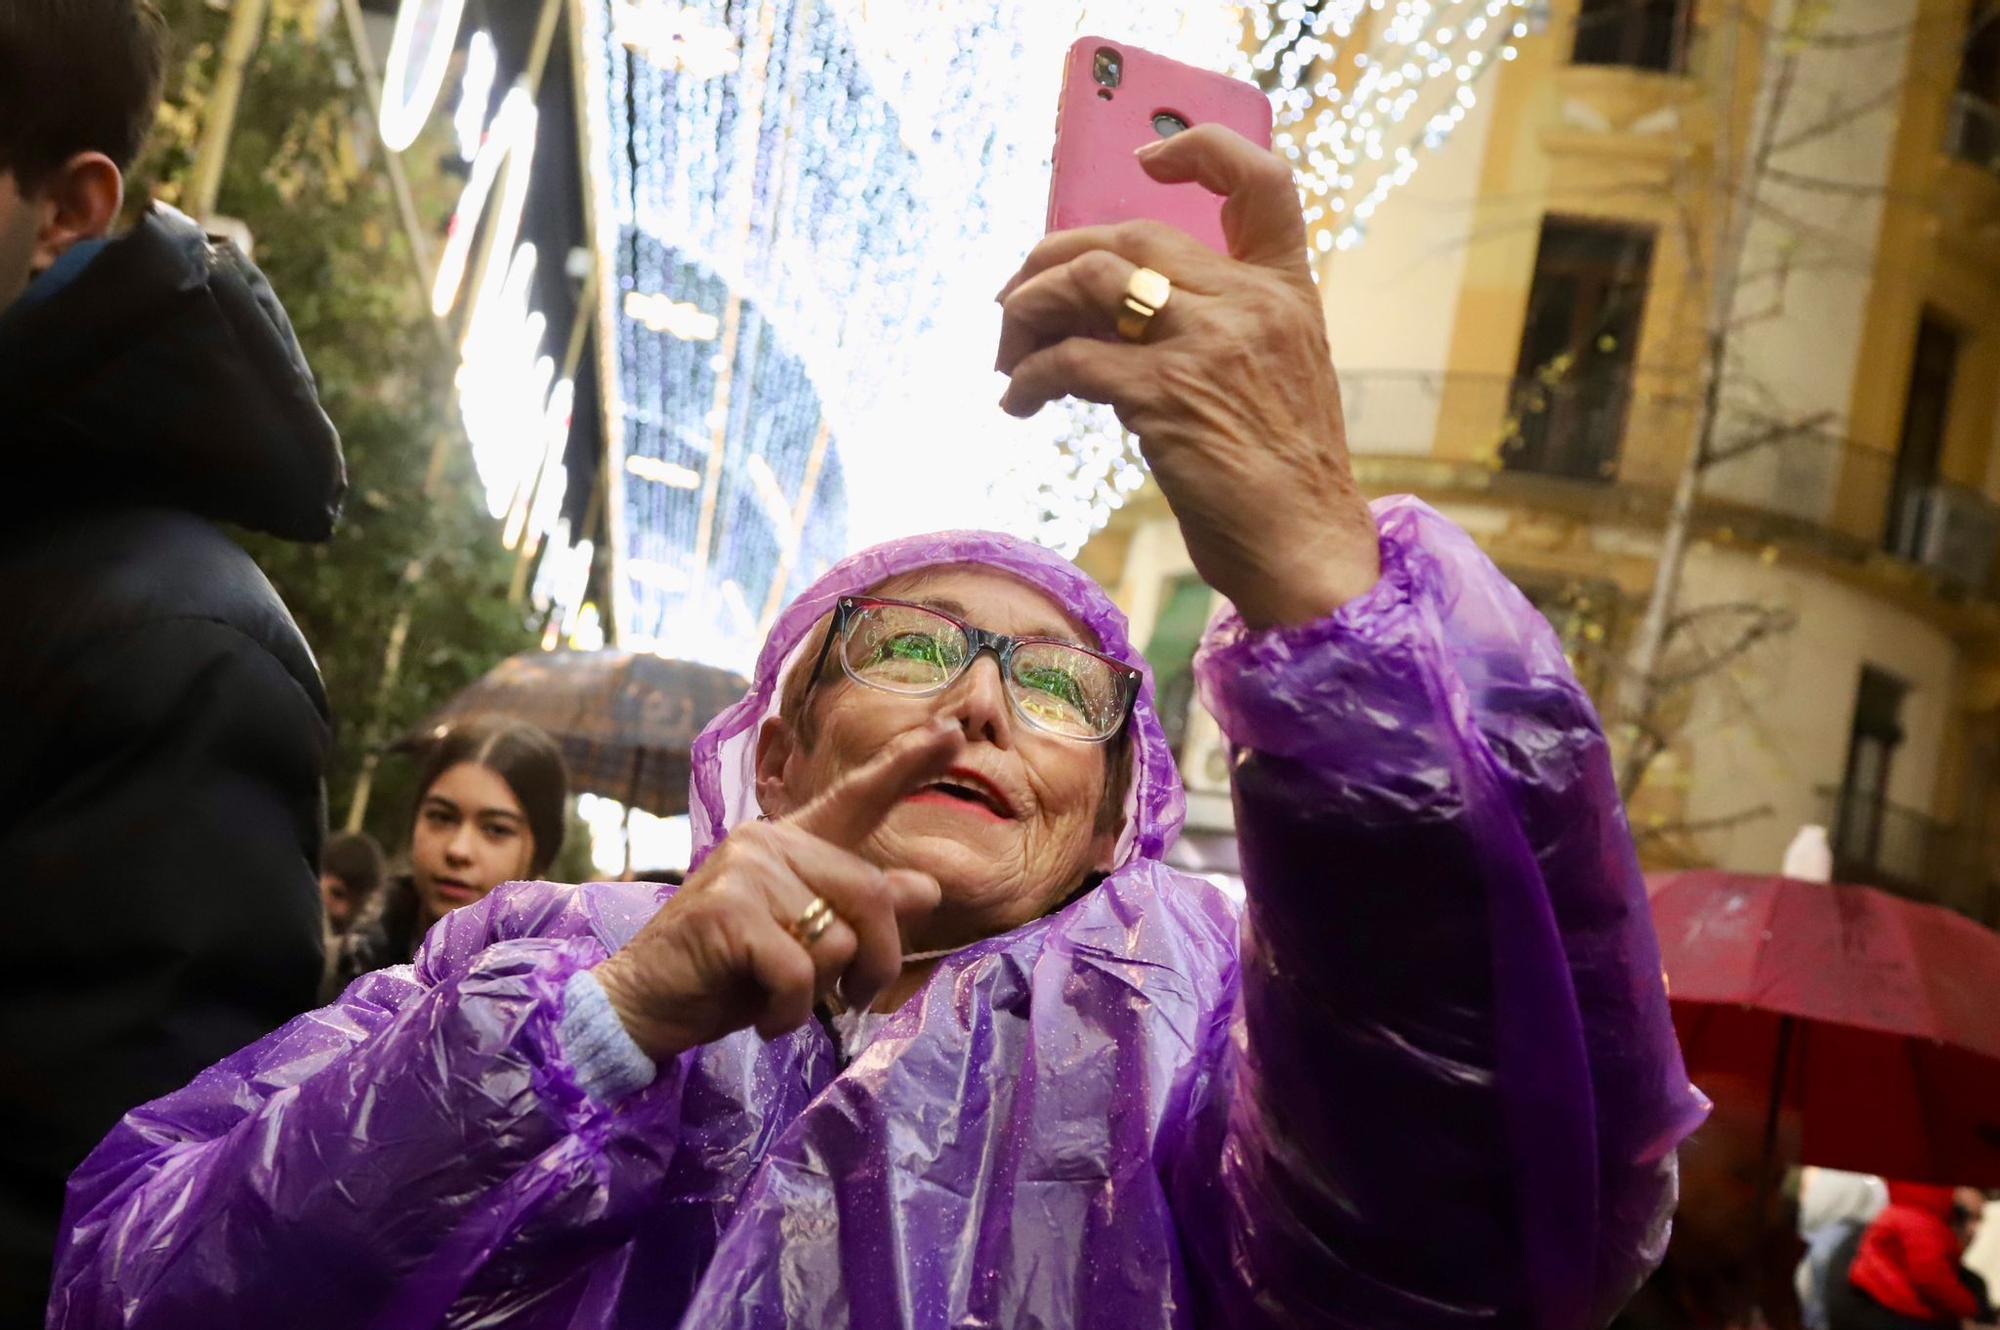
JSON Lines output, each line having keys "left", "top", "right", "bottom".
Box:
{"left": 574, "top": 0, "right": 1531, "bottom": 666}
{"left": 379, "top": 0, "right": 467, "bottom": 152}
{"left": 1250, "top": 0, "right": 1530, "bottom": 252}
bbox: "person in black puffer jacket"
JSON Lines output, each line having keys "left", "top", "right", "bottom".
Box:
{"left": 0, "top": 3, "right": 345, "bottom": 1319}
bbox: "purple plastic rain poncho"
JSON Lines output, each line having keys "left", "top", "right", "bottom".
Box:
{"left": 51, "top": 497, "right": 1706, "bottom": 1330}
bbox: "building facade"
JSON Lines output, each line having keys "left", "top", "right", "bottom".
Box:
{"left": 1080, "top": 0, "right": 2000, "bottom": 921}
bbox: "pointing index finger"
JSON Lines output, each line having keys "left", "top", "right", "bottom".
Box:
{"left": 787, "top": 719, "right": 964, "bottom": 848}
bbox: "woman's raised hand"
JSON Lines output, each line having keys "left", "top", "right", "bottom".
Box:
{"left": 996, "top": 123, "right": 1380, "bottom": 627}
{"left": 594, "top": 721, "right": 963, "bottom": 1060}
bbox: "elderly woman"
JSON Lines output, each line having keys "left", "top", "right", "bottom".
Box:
{"left": 51, "top": 128, "right": 1703, "bottom": 1329}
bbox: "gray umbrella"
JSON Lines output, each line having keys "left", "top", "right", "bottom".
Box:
{"left": 406, "top": 649, "right": 749, "bottom": 817}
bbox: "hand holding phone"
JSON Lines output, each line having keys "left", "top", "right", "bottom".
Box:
{"left": 1045, "top": 37, "right": 1274, "bottom": 254}
{"left": 1004, "top": 77, "right": 1380, "bottom": 627}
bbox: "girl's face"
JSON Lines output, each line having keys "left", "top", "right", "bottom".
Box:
{"left": 410, "top": 762, "right": 537, "bottom": 925}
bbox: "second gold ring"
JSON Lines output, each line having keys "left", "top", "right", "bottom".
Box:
{"left": 790, "top": 895, "right": 837, "bottom": 947}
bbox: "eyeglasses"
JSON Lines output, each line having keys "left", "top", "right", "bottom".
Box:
{"left": 805, "top": 596, "right": 1140, "bottom": 743}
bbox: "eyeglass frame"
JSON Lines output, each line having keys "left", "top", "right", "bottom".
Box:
{"left": 801, "top": 595, "right": 1142, "bottom": 743}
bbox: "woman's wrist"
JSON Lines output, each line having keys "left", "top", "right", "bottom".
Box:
{"left": 1224, "top": 507, "right": 1380, "bottom": 630}
{"left": 591, "top": 954, "right": 691, "bottom": 1062}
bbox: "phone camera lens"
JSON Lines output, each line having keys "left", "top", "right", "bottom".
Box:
{"left": 1092, "top": 47, "right": 1122, "bottom": 89}
{"left": 1152, "top": 112, "right": 1189, "bottom": 138}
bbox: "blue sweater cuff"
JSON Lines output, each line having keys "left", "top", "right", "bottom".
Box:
{"left": 556, "top": 970, "right": 658, "bottom": 1104}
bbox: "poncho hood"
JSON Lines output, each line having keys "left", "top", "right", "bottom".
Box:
{"left": 687, "top": 528, "right": 1187, "bottom": 869}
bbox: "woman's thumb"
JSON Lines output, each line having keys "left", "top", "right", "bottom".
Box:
{"left": 1136, "top": 122, "right": 1309, "bottom": 271}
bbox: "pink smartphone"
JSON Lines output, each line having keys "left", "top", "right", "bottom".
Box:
{"left": 1046, "top": 37, "right": 1274, "bottom": 255}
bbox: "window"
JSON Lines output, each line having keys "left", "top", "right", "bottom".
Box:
{"left": 1141, "top": 574, "right": 1214, "bottom": 762}
{"left": 1572, "top": 0, "right": 1694, "bottom": 73}
{"left": 1948, "top": 2, "right": 2000, "bottom": 169}
{"left": 1505, "top": 217, "right": 1656, "bottom": 480}
{"left": 1832, "top": 666, "right": 1909, "bottom": 875}
{"left": 1884, "top": 313, "right": 1961, "bottom": 560}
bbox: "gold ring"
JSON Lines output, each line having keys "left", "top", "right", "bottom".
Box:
{"left": 789, "top": 896, "right": 837, "bottom": 947}
{"left": 1115, "top": 266, "right": 1173, "bottom": 343}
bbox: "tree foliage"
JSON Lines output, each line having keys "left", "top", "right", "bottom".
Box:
{"left": 135, "top": 0, "right": 536, "bottom": 852}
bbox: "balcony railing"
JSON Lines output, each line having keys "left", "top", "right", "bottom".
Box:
{"left": 1336, "top": 369, "right": 1696, "bottom": 482}
{"left": 1946, "top": 91, "right": 2000, "bottom": 177}
{"left": 1337, "top": 369, "right": 2000, "bottom": 595}
{"left": 1818, "top": 784, "right": 1999, "bottom": 927}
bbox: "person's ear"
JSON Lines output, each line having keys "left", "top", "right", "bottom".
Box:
{"left": 754, "top": 716, "right": 805, "bottom": 818}
{"left": 1087, "top": 825, "right": 1120, "bottom": 875}
{"left": 29, "top": 151, "right": 123, "bottom": 277}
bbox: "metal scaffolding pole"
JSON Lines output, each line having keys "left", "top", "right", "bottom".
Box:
{"left": 185, "top": 0, "right": 271, "bottom": 221}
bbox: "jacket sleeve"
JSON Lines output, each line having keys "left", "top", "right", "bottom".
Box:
{"left": 47, "top": 886, "right": 685, "bottom": 1330}
{"left": 0, "top": 615, "right": 328, "bottom": 1317}
{"left": 1900, "top": 1217, "right": 1981, "bottom": 1321}
{"left": 1168, "top": 496, "right": 1707, "bottom": 1330}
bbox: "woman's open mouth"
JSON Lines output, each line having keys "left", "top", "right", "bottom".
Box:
{"left": 904, "top": 768, "right": 1016, "bottom": 822}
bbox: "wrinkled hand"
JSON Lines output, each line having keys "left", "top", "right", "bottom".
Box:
{"left": 996, "top": 123, "right": 1379, "bottom": 627}
{"left": 594, "top": 721, "right": 964, "bottom": 1060}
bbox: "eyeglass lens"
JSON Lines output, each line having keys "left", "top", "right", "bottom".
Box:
{"left": 840, "top": 602, "right": 1125, "bottom": 739}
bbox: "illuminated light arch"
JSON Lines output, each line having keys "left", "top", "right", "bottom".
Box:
{"left": 430, "top": 86, "right": 539, "bottom": 321}
{"left": 377, "top": 0, "right": 597, "bottom": 635}
{"left": 375, "top": 0, "right": 1536, "bottom": 664}
{"left": 379, "top": 0, "right": 467, "bottom": 152}
{"left": 452, "top": 30, "right": 499, "bottom": 162}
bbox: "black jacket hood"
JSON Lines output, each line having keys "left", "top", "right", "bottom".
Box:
{"left": 0, "top": 204, "right": 345, "bottom": 541}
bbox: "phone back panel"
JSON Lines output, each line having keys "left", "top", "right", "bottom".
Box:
{"left": 1046, "top": 37, "right": 1274, "bottom": 255}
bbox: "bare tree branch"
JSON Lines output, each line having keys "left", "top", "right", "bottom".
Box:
{"left": 1666, "top": 598, "right": 1788, "bottom": 632}
{"left": 1761, "top": 163, "right": 1940, "bottom": 205}
{"left": 1769, "top": 81, "right": 1908, "bottom": 153}
{"left": 1732, "top": 3, "right": 1962, "bottom": 50}
{"left": 1702, "top": 409, "right": 1837, "bottom": 465}
{"left": 1654, "top": 604, "right": 1797, "bottom": 692}
{"left": 1745, "top": 186, "right": 1875, "bottom": 244}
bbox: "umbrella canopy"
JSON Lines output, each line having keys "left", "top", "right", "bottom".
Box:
{"left": 1651, "top": 870, "right": 2000, "bottom": 1187}
{"left": 408, "top": 650, "right": 749, "bottom": 817}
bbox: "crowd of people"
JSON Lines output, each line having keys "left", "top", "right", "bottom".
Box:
{"left": 1796, "top": 1173, "right": 1996, "bottom": 1330}
{"left": 1606, "top": 1111, "right": 1998, "bottom": 1330}
{"left": 0, "top": 2, "right": 1989, "bottom": 1328}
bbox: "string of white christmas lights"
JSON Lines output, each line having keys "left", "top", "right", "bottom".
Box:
{"left": 1252, "top": 0, "right": 1530, "bottom": 251}
{"left": 574, "top": 0, "right": 1533, "bottom": 667}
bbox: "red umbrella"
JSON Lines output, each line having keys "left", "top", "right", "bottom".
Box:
{"left": 1651, "top": 871, "right": 2000, "bottom": 1188}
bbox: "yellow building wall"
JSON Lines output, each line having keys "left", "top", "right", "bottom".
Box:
{"left": 1715, "top": 0, "right": 1918, "bottom": 534}
{"left": 1086, "top": 0, "right": 2000, "bottom": 882}
{"left": 1843, "top": 0, "right": 2000, "bottom": 534}
{"left": 1662, "top": 545, "right": 1958, "bottom": 870}
{"left": 1313, "top": 32, "right": 1502, "bottom": 446}
{"left": 1424, "top": 0, "right": 1772, "bottom": 486}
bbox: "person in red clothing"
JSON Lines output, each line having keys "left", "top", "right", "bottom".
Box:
{"left": 1846, "top": 1183, "right": 1990, "bottom": 1326}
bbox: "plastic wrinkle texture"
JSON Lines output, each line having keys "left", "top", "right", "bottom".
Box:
{"left": 50, "top": 499, "right": 1704, "bottom": 1329}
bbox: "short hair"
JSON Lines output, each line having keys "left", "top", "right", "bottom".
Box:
{"left": 321, "top": 831, "right": 387, "bottom": 901}
{"left": 412, "top": 718, "right": 569, "bottom": 877}
{"left": 0, "top": 0, "right": 168, "bottom": 189}
{"left": 773, "top": 602, "right": 1134, "bottom": 841}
